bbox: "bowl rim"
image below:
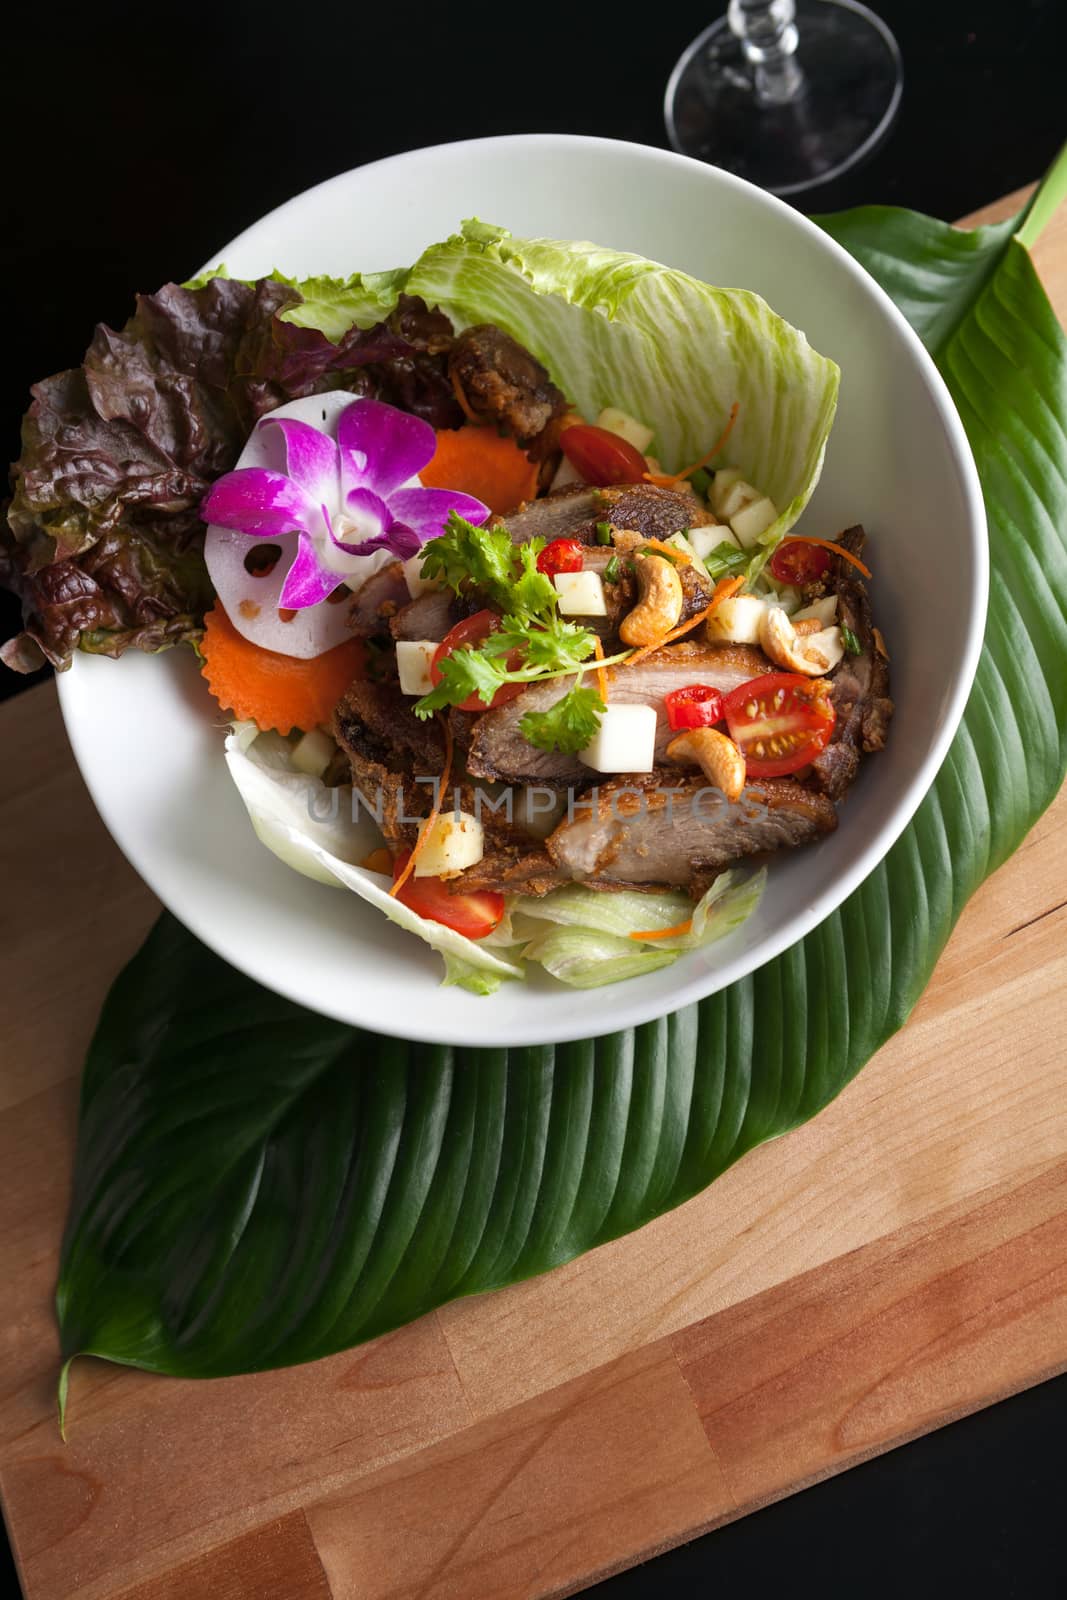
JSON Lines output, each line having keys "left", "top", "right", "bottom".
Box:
{"left": 57, "top": 132, "right": 989, "bottom": 1046}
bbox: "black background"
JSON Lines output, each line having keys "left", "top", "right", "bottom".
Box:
{"left": 3, "top": 2, "right": 1065, "bottom": 1595}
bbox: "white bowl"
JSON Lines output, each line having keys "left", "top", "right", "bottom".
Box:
{"left": 57, "top": 134, "right": 987, "bottom": 1048}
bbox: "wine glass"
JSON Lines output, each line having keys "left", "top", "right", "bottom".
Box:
{"left": 665, "top": 0, "right": 903, "bottom": 197}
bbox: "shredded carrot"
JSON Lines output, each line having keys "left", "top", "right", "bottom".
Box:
{"left": 420, "top": 424, "right": 539, "bottom": 515}
{"left": 644, "top": 402, "right": 739, "bottom": 487}
{"left": 593, "top": 636, "right": 609, "bottom": 703}
{"left": 629, "top": 919, "right": 693, "bottom": 942}
{"left": 639, "top": 537, "right": 691, "bottom": 564}
{"left": 199, "top": 606, "right": 366, "bottom": 735}
{"left": 785, "top": 536, "right": 872, "bottom": 579}
{"left": 622, "top": 577, "right": 745, "bottom": 668}
{"left": 390, "top": 718, "right": 454, "bottom": 898}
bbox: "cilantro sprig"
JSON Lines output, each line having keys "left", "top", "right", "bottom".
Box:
{"left": 412, "top": 514, "right": 606, "bottom": 752}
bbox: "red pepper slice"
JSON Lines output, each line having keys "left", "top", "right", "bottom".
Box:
{"left": 536, "top": 537, "right": 585, "bottom": 576}
{"left": 664, "top": 683, "right": 725, "bottom": 731}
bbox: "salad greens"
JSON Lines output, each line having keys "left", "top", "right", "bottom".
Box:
{"left": 414, "top": 513, "right": 605, "bottom": 752}
{"left": 225, "top": 719, "right": 763, "bottom": 992}
{"left": 3, "top": 220, "right": 839, "bottom": 674}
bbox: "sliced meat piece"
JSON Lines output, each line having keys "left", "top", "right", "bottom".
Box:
{"left": 453, "top": 845, "right": 567, "bottom": 897}
{"left": 492, "top": 486, "right": 601, "bottom": 545}
{"left": 348, "top": 562, "right": 411, "bottom": 636}
{"left": 332, "top": 679, "right": 446, "bottom": 846}
{"left": 493, "top": 483, "right": 713, "bottom": 548}
{"left": 466, "top": 641, "right": 770, "bottom": 787}
{"left": 809, "top": 525, "right": 894, "bottom": 799}
{"left": 598, "top": 483, "right": 716, "bottom": 539}
{"left": 448, "top": 325, "right": 567, "bottom": 443}
{"left": 546, "top": 772, "right": 837, "bottom": 890}
{"left": 389, "top": 588, "right": 458, "bottom": 642}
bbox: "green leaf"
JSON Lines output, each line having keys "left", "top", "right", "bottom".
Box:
{"left": 57, "top": 187, "right": 1067, "bottom": 1385}
{"left": 518, "top": 682, "right": 604, "bottom": 753}
{"left": 402, "top": 221, "right": 840, "bottom": 538}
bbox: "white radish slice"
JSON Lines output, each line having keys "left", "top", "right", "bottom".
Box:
{"left": 204, "top": 391, "right": 396, "bottom": 660}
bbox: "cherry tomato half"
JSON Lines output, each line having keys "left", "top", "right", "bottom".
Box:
{"left": 430, "top": 608, "right": 526, "bottom": 713}
{"left": 722, "top": 671, "right": 835, "bottom": 778}
{"left": 559, "top": 424, "right": 648, "bottom": 487}
{"left": 664, "top": 684, "right": 725, "bottom": 731}
{"left": 767, "top": 539, "right": 832, "bottom": 586}
{"left": 536, "top": 537, "right": 585, "bottom": 576}
{"left": 392, "top": 851, "right": 505, "bottom": 939}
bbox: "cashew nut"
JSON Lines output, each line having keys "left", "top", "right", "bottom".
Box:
{"left": 760, "top": 605, "right": 845, "bottom": 676}
{"left": 666, "top": 726, "right": 746, "bottom": 803}
{"left": 619, "top": 553, "right": 684, "bottom": 646}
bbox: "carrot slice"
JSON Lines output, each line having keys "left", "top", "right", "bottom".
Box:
{"left": 420, "top": 425, "right": 539, "bottom": 515}
{"left": 639, "top": 537, "right": 692, "bottom": 564}
{"left": 593, "top": 636, "right": 609, "bottom": 703}
{"left": 628, "top": 919, "right": 693, "bottom": 942}
{"left": 200, "top": 606, "right": 366, "bottom": 735}
{"left": 390, "top": 718, "right": 454, "bottom": 897}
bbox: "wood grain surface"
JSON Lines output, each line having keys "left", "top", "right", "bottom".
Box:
{"left": 2, "top": 188, "right": 1065, "bottom": 1600}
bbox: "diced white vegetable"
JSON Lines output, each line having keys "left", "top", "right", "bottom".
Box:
{"left": 665, "top": 532, "right": 710, "bottom": 582}
{"left": 705, "top": 594, "right": 768, "bottom": 645}
{"left": 291, "top": 727, "right": 337, "bottom": 779}
{"left": 554, "top": 570, "right": 608, "bottom": 616}
{"left": 551, "top": 454, "right": 586, "bottom": 490}
{"left": 596, "top": 406, "right": 654, "bottom": 453}
{"left": 792, "top": 595, "right": 839, "bottom": 626}
{"left": 413, "top": 810, "right": 485, "bottom": 877}
{"left": 710, "top": 467, "right": 746, "bottom": 518}
{"left": 730, "top": 495, "right": 778, "bottom": 547}
{"left": 687, "top": 523, "right": 741, "bottom": 560}
{"left": 580, "top": 703, "right": 657, "bottom": 774}
{"left": 402, "top": 552, "right": 438, "bottom": 599}
{"left": 396, "top": 639, "right": 438, "bottom": 696}
{"left": 803, "top": 626, "right": 845, "bottom": 673}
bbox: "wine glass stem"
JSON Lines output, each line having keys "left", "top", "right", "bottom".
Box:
{"left": 727, "top": 0, "right": 804, "bottom": 104}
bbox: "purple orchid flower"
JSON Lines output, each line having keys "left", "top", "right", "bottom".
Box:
{"left": 200, "top": 397, "right": 488, "bottom": 609}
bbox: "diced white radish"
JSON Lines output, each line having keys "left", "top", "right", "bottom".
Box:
{"left": 596, "top": 406, "right": 654, "bottom": 453}
{"left": 688, "top": 523, "right": 741, "bottom": 560}
{"left": 554, "top": 570, "right": 607, "bottom": 616}
{"left": 705, "top": 594, "right": 768, "bottom": 645}
{"left": 718, "top": 480, "right": 758, "bottom": 521}
{"left": 730, "top": 496, "right": 778, "bottom": 547}
{"left": 402, "top": 552, "right": 438, "bottom": 599}
{"left": 413, "top": 811, "right": 485, "bottom": 877}
{"left": 291, "top": 727, "right": 337, "bottom": 779}
{"left": 396, "top": 640, "right": 438, "bottom": 696}
{"left": 551, "top": 454, "right": 586, "bottom": 490}
{"left": 792, "top": 595, "right": 839, "bottom": 625}
{"left": 580, "top": 703, "right": 657, "bottom": 774}
{"left": 710, "top": 466, "right": 746, "bottom": 518}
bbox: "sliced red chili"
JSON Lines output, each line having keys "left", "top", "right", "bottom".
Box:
{"left": 536, "top": 537, "right": 585, "bottom": 576}
{"left": 664, "top": 684, "right": 725, "bottom": 731}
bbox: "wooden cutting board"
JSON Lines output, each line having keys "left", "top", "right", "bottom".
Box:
{"left": 2, "top": 187, "right": 1066, "bottom": 1600}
